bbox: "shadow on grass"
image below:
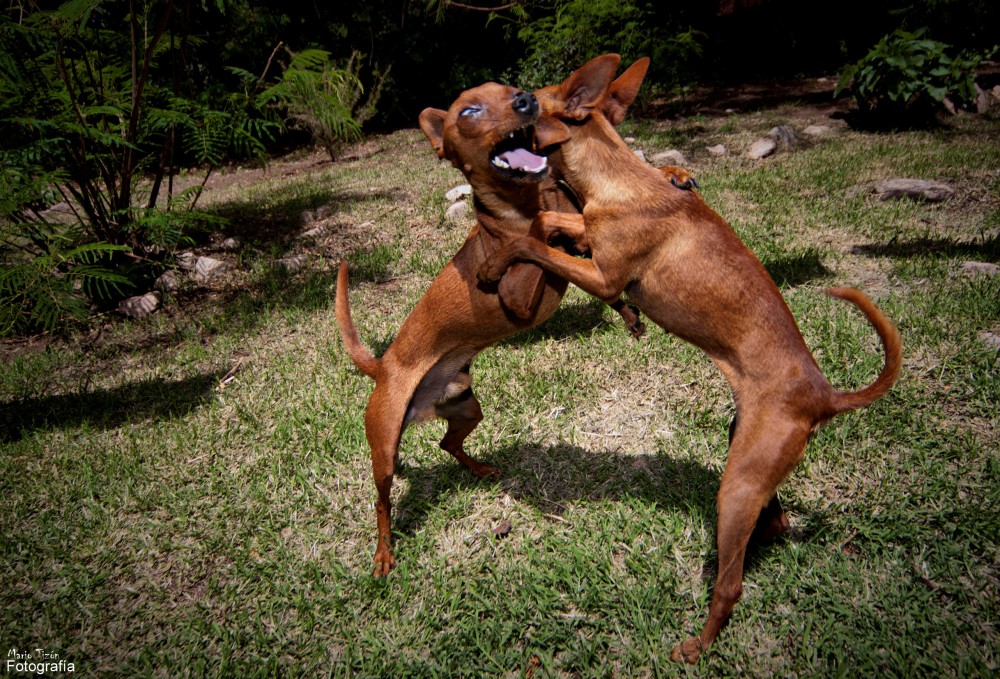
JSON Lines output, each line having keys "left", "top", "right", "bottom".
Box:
{"left": 207, "top": 187, "right": 407, "bottom": 249}
{"left": 850, "top": 233, "right": 1000, "bottom": 261}
{"left": 502, "top": 297, "right": 615, "bottom": 348}
{"left": 0, "top": 371, "right": 224, "bottom": 443}
{"left": 762, "top": 248, "right": 831, "bottom": 287}
{"left": 394, "top": 442, "right": 718, "bottom": 543}
{"left": 394, "top": 440, "right": 819, "bottom": 579}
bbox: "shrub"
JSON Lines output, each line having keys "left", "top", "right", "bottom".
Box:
{"left": 836, "top": 29, "right": 984, "bottom": 125}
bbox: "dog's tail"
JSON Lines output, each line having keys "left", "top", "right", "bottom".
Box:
{"left": 825, "top": 287, "right": 902, "bottom": 413}
{"left": 336, "top": 260, "right": 380, "bottom": 379}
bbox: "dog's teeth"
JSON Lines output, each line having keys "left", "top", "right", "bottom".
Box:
{"left": 492, "top": 157, "right": 510, "bottom": 169}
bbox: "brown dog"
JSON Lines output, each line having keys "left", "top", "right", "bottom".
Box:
{"left": 336, "top": 62, "right": 653, "bottom": 577}
{"left": 478, "top": 54, "right": 903, "bottom": 662}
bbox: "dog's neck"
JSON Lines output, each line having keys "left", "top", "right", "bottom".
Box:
{"left": 560, "top": 114, "right": 673, "bottom": 210}
{"left": 472, "top": 183, "right": 544, "bottom": 239}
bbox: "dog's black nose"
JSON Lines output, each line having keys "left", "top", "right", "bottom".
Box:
{"left": 512, "top": 92, "right": 538, "bottom": 117}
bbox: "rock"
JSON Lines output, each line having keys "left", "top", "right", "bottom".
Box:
{"left": 942, "top": 97, "right": 958, "bottom": 115}
{"left": 445, "top": 184, "right": 472, "bottom": 202}
{"left": 300, "top": 225, "right": 326, "bottom": 239}
{"left": 274, "top": 254, "right": 309, "bottom": 272}
{"left": 193, "top": 256, "right": 225, "bottom": 280}
{"left": 633, "top": 149, "right": 647, "bottom": 162}
{"left": 769, "top": 125, "right": 797, "bottom": 149}
{"left": 314, "top": 204, "right": 334, "bottom": 220}
{"left": 706, "top": 144, "right": 727, "bottom": 156}
{"left": 803, "top": 124, "right": 831, "bottom": 137}
{"left": 299, "top": 210, "right": 315, "bottom": 226}
{"left": 650, "top": 149, "right": 686, "bottom": 166}
{"left": 118, "top": 291, "right": 161, "bottom": 318}
{"left": 445, "top": 200, "right": 468, "bottom": 223}
{"left": 220, "top": 236, "right": 241, "bottom": 251}
{"left": 976, "top": 84, "right": 990, "bottom": 115}
{"left": 176, "top": 251, "right": 197, "bottom": 271}
{"left": 748, "top": 138, "right": 777, "bottom": 159}
{"left": 875, "top": 178, "right": 955, "bottom": 203}
{"left": 981, "top": 332, "right": 1000, "bottom": 351}
{"left": 960, "top": 261, "right": 999, "bottom": 277}
{"left": 623, "top": 136, "right": 637, "bottom": 144}
{"left": 155, "top": 269, "right": 181, "bottom": 293}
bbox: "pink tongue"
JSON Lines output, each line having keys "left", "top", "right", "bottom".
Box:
{"left": 500, "top": 148, "right": 547, "bottom": 172}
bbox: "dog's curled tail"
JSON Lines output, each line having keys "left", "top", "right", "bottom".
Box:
{"left": 825, "top": 287, "right": 902, "bottom": 414}
{"left": 336, "top": 260, "right": 379, "bottom": 379}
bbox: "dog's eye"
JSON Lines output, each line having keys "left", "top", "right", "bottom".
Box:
{"left": 459, "top": 106, "right": 482, "bottom": 118}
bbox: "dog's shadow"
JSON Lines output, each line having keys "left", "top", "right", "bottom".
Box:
{"left": 393, "top": 440, "right": 812, "bottom": 578}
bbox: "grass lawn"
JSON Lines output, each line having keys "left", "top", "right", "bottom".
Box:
{"left": 2, "top": 89, "right": 998, "bottom": 676}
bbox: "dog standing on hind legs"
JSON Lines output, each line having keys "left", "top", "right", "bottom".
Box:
{"left": 478, "top": 54, "right": 903, "bottom": 662}
{"left": 336, "top": 61, "right": 656, "bottom": 577}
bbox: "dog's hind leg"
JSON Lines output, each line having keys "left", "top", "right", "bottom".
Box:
{"left": 364, "top": 383, "right": 408, "bottom": 577}
{"left": 437, "top": 386, "right": 500, "bottom": 479}
{"left": 728, "top": 413, "right": 790, "bottom": 545}
{"left": 672, "top": 412, "right": 810, "bottom": 663}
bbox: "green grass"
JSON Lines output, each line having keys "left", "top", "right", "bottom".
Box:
{"left": 1, "top": 107, "right": 998, "bottom": 676}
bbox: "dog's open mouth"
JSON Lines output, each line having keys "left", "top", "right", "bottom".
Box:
{"left": 490, "top": 126, "right": 548, "bottom": 176}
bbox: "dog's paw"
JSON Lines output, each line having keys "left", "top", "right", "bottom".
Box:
{"left": 477, "top": 258, "right": 506, "bottom": 284}
{"left": 670, "top": 637, "right": 704, "bottom": 664}
{"left": 372, "top": 549, "right": 397, "bottom": 578}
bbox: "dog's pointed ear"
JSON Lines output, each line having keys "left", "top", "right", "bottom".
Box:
{"left": 534, "top": 114, "right": 571, "bottom": 151}
{"left": 418, "top": 108, "right": 448, "bottom": 159}
{"left": 603, "top": 56, "right": 649, "bottom": 126}
{"left": 559, "top": 53, "right": 622, "bottom": 121}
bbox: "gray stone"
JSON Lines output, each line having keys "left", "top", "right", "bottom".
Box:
{"left": 633, "top": 149, "right": 647, "bottom": 162}
{"left": 194, "top": 256, "right": 225, "bottom": 280}
{"left": 960, "top": 261, "right": 999, "bottom": 277}
{"left": 300, "top": 225, "right": 326, "bottom": 239}
{"left": 875, "top": 178, "right": 955, "bottom": 203}
{"left": 445, "top": 200, "right": 469, "bottom": 223}
{"left": 748, "top": 138, "right": 777, "bottom": 159}
{"left": 803, "top": 125, "right": 831, "bottom": 137}
{"left": 220, "top": 236, "right": 241, "bottom": 251}
{"left": 976, "top": 84, "right": 990, "bottom": 115}
{"left": 176, "top": 251, "right": 197, "bottom": 271}
{"left": 118, "top": 291, "right": 161, "bottom": 318}
{"left": 650, "top": 149, "right": 686, "bottom": 166}
{"left": 706, "top": 144, "right": 727, "bottom": 156}
{"left": 154, "top": 269, "right": 181, "bottom": 293}
{"left": 770, "top": 125, "right": 797, "bottom": 149}
{"left": 445, "top": 184, "right": 472, "bottom": 202}
{"left": 274, "top": 254, "right": 309, "bottom": 272}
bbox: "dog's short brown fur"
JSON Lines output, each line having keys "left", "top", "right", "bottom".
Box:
{"left": 478, "top": 54, "right": 903, "bottom": 662}
{"left": 336, "top": 64, "right": 653, "bottom": 577}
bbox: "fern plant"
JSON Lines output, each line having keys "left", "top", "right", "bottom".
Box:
{"left": 250, "top": 48, "right": 364, "bottom": 161}
{"left": 0, "top": 239, "right": 131, "bottom": 336}
{"left": 0, "top": 2, "right": 283, "bottom": 335}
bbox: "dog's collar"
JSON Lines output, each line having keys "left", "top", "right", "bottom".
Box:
{"left": 555, "top": 179, "right": 583, "bottom": 212}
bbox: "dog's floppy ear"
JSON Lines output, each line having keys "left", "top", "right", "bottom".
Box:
{"left": 603, "top": 56, "right": 649, "bottom": 126}
{"left": 418, "top": 108, "right": 448, "bottom": 159}
{"left": 559, "top": 53, "right": 622, "bottom": 121}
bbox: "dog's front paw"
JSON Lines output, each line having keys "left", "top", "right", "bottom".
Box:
{"left": 477, "top": 257, "right": 506, "bottom": 284}
{"left": 670, "top": 637, "right": 704, "bottom": 664}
